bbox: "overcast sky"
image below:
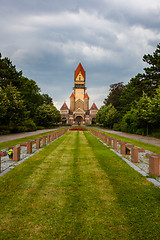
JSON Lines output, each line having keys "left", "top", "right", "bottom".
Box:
{"left": 1, "top": 0, "right": 160, "bottom": 109}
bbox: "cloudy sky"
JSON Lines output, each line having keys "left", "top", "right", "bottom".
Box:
{"left": 1, "top": 0, "right": 160, "bottom": 109}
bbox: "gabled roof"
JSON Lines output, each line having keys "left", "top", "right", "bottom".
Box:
{"left": 90, "top": 103, "right": 98, "bottom": 110}
{"left": 84, "top": 93, "right": 89, "bottom": 99}
{"left": 60, "top": 102, "right": 69, "bottom": 110}
{"left": 75, "top": 63, "right": 85, "bottom": 79}
{"left": 73, "top": 107, "right": 85, "bottom": 114}
{"left": 70, "top": 93, "right": 75, "bottom": 98}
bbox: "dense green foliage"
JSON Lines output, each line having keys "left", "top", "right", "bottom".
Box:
{"left": 34, "top": 104, "right": 61, "bottom": 127}
{"left": 0, "top": 53, "right": 61, "bottom": 133}
{"left": 96, "top": 104, "right": 118, "bottom": 128}
{"left": 97, "top": 43, "right": 160, "bottom": 136}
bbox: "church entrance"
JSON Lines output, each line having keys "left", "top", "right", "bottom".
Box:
{"left": 92, "top": 118, "right": 96, "bottom": 124}
{"left": 75, "top": 116, "right": 83, "bottom": 125}
{"left": 62, "top": 117, "right": 67, "bottom": 124}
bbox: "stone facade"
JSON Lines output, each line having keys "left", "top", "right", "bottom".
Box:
{"left": 60, "top": 63, "right": 98, "bottom": 125}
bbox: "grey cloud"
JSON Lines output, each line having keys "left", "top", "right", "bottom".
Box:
{"left": 0, "top": 0, "right": 160, "bottom": 109}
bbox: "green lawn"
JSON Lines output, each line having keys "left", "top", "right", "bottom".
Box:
{"left": 0, "top": 131, "right": 160, "bottom": 239}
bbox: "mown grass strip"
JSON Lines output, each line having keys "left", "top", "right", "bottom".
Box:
{"left": 85, "top": 131, "right": 160, "bottom": 239}
{"left": 0, "top": 131, "right": 72, "bottom": 239}
{"left": 0, "top": 131, "right": 160, "bottom": 239}
{"left": 91, "top": 127, "right": 160, "bottom": 155}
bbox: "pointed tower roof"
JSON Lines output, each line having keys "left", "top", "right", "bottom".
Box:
{"left": 70, "top": 93, "right": 75, "bottom": 98}
{"left": 75, "top": 62, "right": 85, "bottom": 79}
{"left": 60, "top": 102, "right": 69, "bottom": 110}
{"left": 84, "top": 93, "right": 89, "bottom": 99}
{"left": 90, "top": 103, "right": 98, "bottom": 110}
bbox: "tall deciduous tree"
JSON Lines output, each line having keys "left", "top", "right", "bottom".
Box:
{"left": 34, "top": 104, "right": 61, "bottom": 127}
{"left": 96, "top": 104, "right": 118, "bottom": 128}
{"left": 19, "top": 77, "right": 43, "bottom": 117}
{"left": 0, "top": 85, "right": 28, "bottom": 126}
{"left": 143, "top": 43, "right": 160, "bottom": 89}
{"left": 104, "top": 82, "right": 125, "bottom": 110}
{"left": 0, "top": 56, "right": 22, "bottom": 88}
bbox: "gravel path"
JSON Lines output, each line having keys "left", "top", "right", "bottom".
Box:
{"left": 94, "top": 127, "right": 160, "bottom": 147}
{"left": 0, "top": 128, "right": 61, "bottom": 143}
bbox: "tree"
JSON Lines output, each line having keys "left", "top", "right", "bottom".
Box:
{"left": 143, "top": 43, "right": 160, "bottom": 89}
{"left": 133, "top": 92, "right": 152, "bottom": 135}
{"left": 104, "top": 104, "right": 118, "bottom": 128}
{"left": 149, "top": 86, "right": 160, "bottom": 127}
{"left": 121, "top": 90, "right": 160, "bottom": 135}
{"left": 104, "top": 82, "right": 125, "bottom": 110}
{"left": 42, "top": 94, "right": 53, "bottom": 105}
{"left": 19, "top": 77, "right": 43, "bottom": 117}
{"left": 119, "top": 43, "right": 160, "bottom": 116}
{"left": 96, "top": 104, "right": 118, "bottom": 128}
{"left": 96, "top": 105, "right": 107, "bottom": 124}
{"left": 0, "top": 87, "right": 9, "bottom": 120}
{"left": 0, "top": 55, "right": 22, "bottom": 88}
{"left": 119, "top": 74, "right": 146, "bottom": 114}
{"left": 121, "top": 108, "right": 138, "bottom": 133}
{"left": 34, "top": 104, "right": 61, "bottom": 127}
{"left": 0, "top": 85, "right": 29, "bottom": 126}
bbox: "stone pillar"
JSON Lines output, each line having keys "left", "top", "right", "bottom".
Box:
{"left": 13, "top": 146, "right": 20, "bottom": 162}
{"left": 36, "top": 138, "right": 40, "bottom": 149}
{"left": 50, "top": 134, "right": 54, "bottom": 141}
{"left": 105, "top": 135, "right": 108, "bottom": 144}
{"left": 113, "top": 138, "right": 117, "bottom": 150}
{"left": 120, "top": 142, "right": 126, "bottom": 155}
{"left": 27, "top": 141, "right": 32, "bottom": 154}
{"left": 0, "top": 155, "right": 1, "bottom": 173}
{"left": 131, "top": 148, "right": 139, "bottom": 163}
{"left": 149, "top": 155, "right": 160, "bottom": 177}
{"left": 42, "top": 136, "right": 46, "bottom": 146}
{"left": 47, "top": 135, "right": 50, "bottom": 143}
{"left": 108, "top": 137, "right": 112, "bottom": 146}
{"left": 102, "top": 134, "right": 105, "bottom": 142}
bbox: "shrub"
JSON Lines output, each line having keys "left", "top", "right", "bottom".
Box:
{"left": 135, "top": 128, "right": 145, "bottom": 135}
{"left": 23, "top": 119, "right": 37, "bottom": 131}
{"left": 113, "top": 123, "right": 121, "bottom": 131}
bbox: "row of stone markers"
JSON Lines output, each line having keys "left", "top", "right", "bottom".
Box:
{"left": 88, "top": 128, "right": 160, "bottom": 178}
{"left": 0, "top": 128, "right": 68, "bottom": 174}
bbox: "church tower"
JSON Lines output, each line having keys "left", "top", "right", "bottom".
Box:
{"left": 74, "top": 62, "right": 86, "bottom": 102}
{"left": 60, "top": 62, "right": 98, "bottom": 125}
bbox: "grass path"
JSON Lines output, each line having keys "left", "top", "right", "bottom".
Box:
{"left": 0, "top": 131, "right": 160, "bottom": 239}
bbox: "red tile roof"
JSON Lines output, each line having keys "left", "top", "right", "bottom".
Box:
{"left": 60, "top": 102, "right": 69, "bottom": 110}
{"left": 75, "top": 63, "right": 85, "bottom": 79}
{"left": 84, "top": 93, "right": 89, "bottom": 99}
{"left": 90, "top": 103, "right": 98, "bottom": 110}
{"left": 70, "top": 93, "right": 75, "bottom": 98}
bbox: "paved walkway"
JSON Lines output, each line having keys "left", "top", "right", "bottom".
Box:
{"left": 94, "top": 127, "right": 160, "bottom": 147}
{"left": 0, "top": 128, "right": 61, "bottom": 143}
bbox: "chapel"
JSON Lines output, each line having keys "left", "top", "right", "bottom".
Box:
{"left": 60, "top": 62, "right": 98, "bottom": 125}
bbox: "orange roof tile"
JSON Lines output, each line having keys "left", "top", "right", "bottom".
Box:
{"left": 70, "top": 93, "right": 75, "bottom": 98}
{"left": 75, "top": 63, "right": 85, "bottom": 79}
{"left": 90, "top": 103, "right": 98, "bottom": 110}
{"left": 84, "top": 93, "right": 89, "bottom": 99}
{"left": 60, "top": 102, "right": 69, "bottom": 110}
